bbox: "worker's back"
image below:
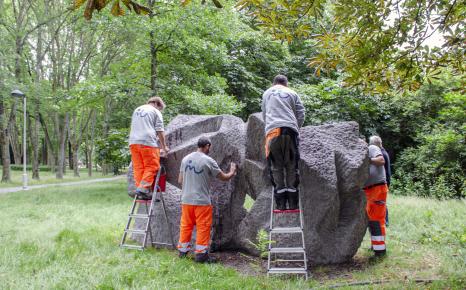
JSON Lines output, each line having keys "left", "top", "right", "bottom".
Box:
{"left": 261, "top": 85, "right": 305, "bottom": 134}
{"left": 180, "top": 151, "right": 221, "bottom": 206}
{"left": 129, "top": 104, "right": 164, "bottom": 147}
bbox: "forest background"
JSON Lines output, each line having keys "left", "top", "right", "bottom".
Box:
{"left": 0, "top": 0, "right": 464, "bottom": 199}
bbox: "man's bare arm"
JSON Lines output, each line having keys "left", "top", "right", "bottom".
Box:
{"left": 157, "top": 131, "right": 169, "bottom": 152}
{"left": 217, "top": 162, "right": 237, "bottom": 181}
{"left": 370, "top": 155, "right": 385, "bottom": 166}
{"left": 178, "top": 172, "right": 183, "bottom": 187}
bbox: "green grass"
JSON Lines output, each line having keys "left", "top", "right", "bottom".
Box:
{"left": 0, "top": 182, "right": 465, "bottom": 289}
{"left": 0, "top": 168, "right": 112, "bottom": 188}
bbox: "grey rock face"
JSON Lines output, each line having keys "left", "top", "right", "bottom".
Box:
{"left": 130, "top": 113, "right": 368, "bottom": 264}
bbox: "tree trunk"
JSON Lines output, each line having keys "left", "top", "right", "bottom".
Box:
{"left": 27, "top": 112, "right": 40, "bottom": 179}
{"left": 56, "top": 113, "right": 69, "bottom": 179}
{"left": 68, "top": 141, "right": 73, "bottom": 170}
{"left": 40, "top": 112, "right": 57, "bottom": 172}
{"left": 149, "top": 0, "right": 157, "bottom": 95}
{"left": 8, "top": 119, "right": 21, "bottom": 165}
{"left": 0, "top": 87, "right": 11, "bottom": 182}
{"left": 87, "top": 110, "right": 96, "bottom": 177}
{"left": 31, "top": 21, "right": 44, "bottom": 180}
{"left": 102, "top": 97, "right": 112, "bottom": 175}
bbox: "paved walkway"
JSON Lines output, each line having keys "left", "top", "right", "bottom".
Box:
{"left": 0, "top": 175, "right": 125, "bottom": 195}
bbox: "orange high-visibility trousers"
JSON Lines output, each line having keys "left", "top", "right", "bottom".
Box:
{"left": 364, "top": 184, "right": 388, "bottom": 253}
{"left": 177, "top": 204, "right": 213, "bottom": 254}
{"left": 130, "top": 144, "right": 160, "bottom": 194}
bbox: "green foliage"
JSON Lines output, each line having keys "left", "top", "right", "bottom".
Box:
{"left": 391, "top": 89, "right": 465, "bottom": 199}
{"left": 95, "top": 129, "right": 130, "bottom": 175}
{"left": 295, "top": 79, "right": 388, "bottom": 136}
{"left": 239, "top": 0, "right": 465, "bottom": 92}
{"left": 247, "top": 229, "right": 272, "bottom": 258}
{"left": 10, "top": 165, "right": 52, "bottom": 172}
{"left": 392, "top": 129, "right": 465, "bottom": 199}
{"left": 184, "top": 91, "right": 245, "bottom": 115}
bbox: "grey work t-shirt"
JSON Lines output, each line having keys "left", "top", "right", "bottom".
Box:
{"left": 365, "top": 145, "right": 387, "bottom": 187}
{"left": 180, "top": 152, "right": 222, "bottom": 205}
{"left": 128, "top": 104, "right": 164, "bottom": 147}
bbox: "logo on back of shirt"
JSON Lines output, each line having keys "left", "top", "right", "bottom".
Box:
{"left": 135, "top": 107, "right": 149, "bottom": 118}
{"left": 185, "top": 160, "right": 204, "bottom": 174}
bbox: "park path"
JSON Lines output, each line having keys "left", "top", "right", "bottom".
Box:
{"left": 0, "top": 175, "right": 125, "bottom": 195}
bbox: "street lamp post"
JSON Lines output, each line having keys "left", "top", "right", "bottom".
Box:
{"left": 11, "top": 89, "right": 28, "bottom": 190}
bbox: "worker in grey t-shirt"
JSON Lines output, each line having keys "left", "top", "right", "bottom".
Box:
{"left": 128, "top": 97, "right": 169, "bottom": 199}
{"left": 177, "top": 137, "right": 237, "bottom": 264}
{"left": 262, "top": 74, "right": 305, "bottom": 210}
{"left": 363, "top": 136, "right": 388, "bottom": 257}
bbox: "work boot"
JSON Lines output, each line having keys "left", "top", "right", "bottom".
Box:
{"left": 374, "top": 250, "right": 386, "bottom": 258}
{"left": 275, "top": 196, "right": 287, "bottom": 210}
{"left": 178, "top": 251, "right": 188, "bottom": 259}
{"left": 194, "top": 252, "right": 217, "bottom": 264}
{"left": 136, "top": 190, "right": 152, "bottom": 200}
{"left": 287, "top": 190, "right": 299, "bottom": 210}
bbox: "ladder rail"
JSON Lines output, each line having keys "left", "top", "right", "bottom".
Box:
{"left": 121, "top": 165, "right": 175, "bottom": 250}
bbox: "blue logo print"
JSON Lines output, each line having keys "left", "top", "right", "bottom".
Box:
{"left": 135, "top": 108, "right": 149, "bottom": 118}
{"left": 185, "top": 160, "right": 204, "bottom": 174}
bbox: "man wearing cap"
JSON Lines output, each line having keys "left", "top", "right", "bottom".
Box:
{"left": 177, "top": 137, "right": 237, "bottom": 263}
{"left": 262, "top": 74, "right": 305, "bottom": 210}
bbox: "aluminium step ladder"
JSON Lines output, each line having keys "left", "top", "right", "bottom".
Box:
{"left": 120, "top": 166, "right": 175, "bottom": 250}
{"left": 267, "top": 191, "right": 308, "bottom": 279}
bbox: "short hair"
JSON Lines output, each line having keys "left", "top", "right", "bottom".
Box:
{"left": 273, "top": 75, "right": 288, "bottom": 86}
{"left": 197, "top": 137, "right": 212, "bottom": 148}
{"left": 147, "top": 96, "right": 166, "bottom": 110}
{"left": 369, "top": 136, "right": 382, "bottom": 147}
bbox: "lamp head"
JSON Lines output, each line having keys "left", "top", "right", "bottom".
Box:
{"left": 11, "top": 89, "right": 25, "bottom": 98}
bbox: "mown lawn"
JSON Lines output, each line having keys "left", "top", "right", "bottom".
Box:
{"left": 0, "top": 181, "right": 464, "bottom": 289}
{"left": 0, "top": 168, "right": 112, "bottom": 188}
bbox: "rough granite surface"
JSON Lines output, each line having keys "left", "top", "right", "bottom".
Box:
{"left": 129, "top": 113, "right": 369, "bottom": 264}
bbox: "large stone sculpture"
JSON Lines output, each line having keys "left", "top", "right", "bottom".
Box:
{"left": 130, "top": 113, "right": 369, "bottom": 264}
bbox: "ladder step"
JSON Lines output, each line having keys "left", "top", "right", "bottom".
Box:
{"left": 273, "top": 259, "right": 306, "bottom": 262}
{"left": 151, "top": 242, "right": 173, "bottom": 246}
{"left": 128, "top": 214, "right": 152, "bottom": 219}
{"left": 268, "top": 267, "right": 307, "bottom": 274}
{"left": 273, "top": 209, "right": 300, "bottom": 214}
{"left": 120, "top": 244, "right": 144, "bottom": 250}
{"left": 271, "top": 227, "right": 302, "bottom": 234}
{"left": 270, "top": 247, "right": 305, "bottom": 253}
{"left": 124, "top": 229, "right": 147, "bottom": 235}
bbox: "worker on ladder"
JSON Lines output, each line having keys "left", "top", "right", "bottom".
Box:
{"left": 128, "top": 96, "right": 169, "bottom": 200}
{"left": 177, "top": 137, "right": 237, "bottom": 263}
{"left": 262, "top": 75, "right": 305, "bottom": 210}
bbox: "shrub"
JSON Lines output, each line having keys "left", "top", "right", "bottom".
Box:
{"left": 95, "top": 129, "right": 131, "bottom": 175}
{"left": 10, "top": 165, "right": 52, "bottom": 172}
{"left": 392, "top": 129, "right": 465, "bottom": 199}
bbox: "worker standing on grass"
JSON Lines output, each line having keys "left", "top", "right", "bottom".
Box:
{"left": 262, "top": 75, "right": 305, "bottom": 210}
{"left": 364, "top": 136, "right": 388, "bottom": 257}
{"left": 128, "top": 97, "right": 169, "bottom": 200}
{"left": 177, "top": 137, "right": 237, "bottom": 263}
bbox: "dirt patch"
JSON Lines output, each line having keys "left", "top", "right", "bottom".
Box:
{"left": 210, "top": 251, "right": 266, "bottom": 276}
{"left": 209, "top": 250, "right": 375, "bottom": 282}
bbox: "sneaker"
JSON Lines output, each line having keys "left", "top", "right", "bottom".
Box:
{"left": 194, "top": 253, "right": 217, "bottom": 264}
